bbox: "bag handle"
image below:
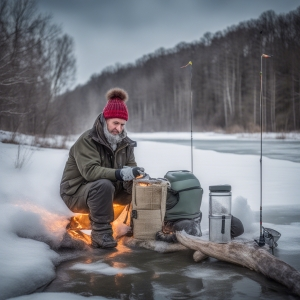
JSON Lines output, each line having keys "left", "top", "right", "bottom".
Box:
{"left": 170, "top": 186, "right": 202, "bottom": 195}
{"left": 221, "top": 215, "right": 225, "bottom": 234}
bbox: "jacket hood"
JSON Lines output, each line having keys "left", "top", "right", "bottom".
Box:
{"left": 89, "top": 113, "right": 136, "bottom": 148}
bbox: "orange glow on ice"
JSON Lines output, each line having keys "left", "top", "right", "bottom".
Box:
{"left": 67, "top": 204, "right": 128, "bottom": 245}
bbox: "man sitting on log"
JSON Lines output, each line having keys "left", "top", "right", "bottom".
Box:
{"left": 60, "top": 88, "right": 145, "bottom": 249}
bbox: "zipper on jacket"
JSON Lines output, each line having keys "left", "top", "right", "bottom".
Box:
{"left": 106, "top": 152, "right": 114, "bottom": 168}
{"left": 114, "top": 143, "right": 128, "bottom": 168}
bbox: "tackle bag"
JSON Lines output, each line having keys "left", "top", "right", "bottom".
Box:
{"left": 164, "top": 170, "right": 203, "bottom": 221}
{"left": 156, "top": 170, "right": 203, "bottom": 243}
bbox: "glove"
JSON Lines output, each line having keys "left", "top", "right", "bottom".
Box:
{"left": 115, "top": 166, "right": 145, "bottom": 181}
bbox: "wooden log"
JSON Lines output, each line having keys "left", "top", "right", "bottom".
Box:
{"left": 193, "top": 250, "right": 208, "bottom": 262}
{"left": 121, "top": 236, "right": 187, "bottom": 253}
{"left": 176, "top": 231, "right": 300, "bottom": 297}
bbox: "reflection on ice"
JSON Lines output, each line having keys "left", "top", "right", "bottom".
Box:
{"left": 183, "top": 266, "right": 237, "bottom": 280}
{"left": 70, "top": 260, "right": 144, "bottom": 276}
{"left": 232, "top": 278, "right": 261, "bottom": 299}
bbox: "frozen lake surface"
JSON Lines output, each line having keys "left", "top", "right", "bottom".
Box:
{"left": 39, "top": 205, "right": 300, "bottom": 300}
{"left": 44, "top": 134, "right": 300, "bottom": 299}
{"left": 131, "top": 135, "right": 300, "bottom": 163}
{"left": 1, "top": 131, "right": 299, "bottom": 300}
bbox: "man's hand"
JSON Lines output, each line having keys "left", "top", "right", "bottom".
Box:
{"left": 115, "top": 166, "right": 145, "bottom": 181}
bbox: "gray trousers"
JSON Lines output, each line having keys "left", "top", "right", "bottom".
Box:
{"left": 62, "top": 179, "right": 132, "bottom": 233}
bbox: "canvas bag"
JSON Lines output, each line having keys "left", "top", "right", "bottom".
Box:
{"left": 131, "top": 178, "right": 168, "bottom": 240}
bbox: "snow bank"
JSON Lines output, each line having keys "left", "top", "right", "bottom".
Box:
{"left": 0, "top": 201, "right": 71, "bottom": 299}
{"left": 0, "top": 142, "right": 73, "bottom": 299}
{"left": 1, "top": 233, "right": 58, "bottom": 300}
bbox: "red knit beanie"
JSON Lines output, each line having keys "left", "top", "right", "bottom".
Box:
{"left": 103, "top": 88, "right": 129, "bottom": 121}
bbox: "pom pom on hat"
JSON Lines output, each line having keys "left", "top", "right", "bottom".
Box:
{"left": 103, "top": 88, "right": 129, "bottom": 121}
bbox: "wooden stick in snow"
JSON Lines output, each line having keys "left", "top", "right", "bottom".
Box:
{"left": 176, "top": 230, "right": 300, "bottom": 297}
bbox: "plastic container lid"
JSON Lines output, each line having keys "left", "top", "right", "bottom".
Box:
{"left": 209, "top": 185, "right": 231, "bottom": 192}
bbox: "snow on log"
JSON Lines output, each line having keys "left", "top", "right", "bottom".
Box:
{"left": 176, "top": 230, "right": 300, "bottom": 296}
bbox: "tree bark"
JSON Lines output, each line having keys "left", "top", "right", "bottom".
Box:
{"left": 122, "top": 236, "right": 187, "bottom": 253}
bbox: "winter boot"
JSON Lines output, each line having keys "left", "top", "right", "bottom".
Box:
{"left": 91, "top": 231, "right": 117, "bottom": 248}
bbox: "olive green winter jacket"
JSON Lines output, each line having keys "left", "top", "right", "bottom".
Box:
{"left": 60, "top": 113, "right": 137, "bottom": 197}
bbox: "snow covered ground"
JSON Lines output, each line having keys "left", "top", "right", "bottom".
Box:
{"left": 0, "top": 131, "right": 299, "bottom": 299}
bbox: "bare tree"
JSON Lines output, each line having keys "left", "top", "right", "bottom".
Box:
{"left": 0, "top": 0, "right": 76, "bottom": 138}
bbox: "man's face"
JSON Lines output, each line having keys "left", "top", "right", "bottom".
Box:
{"left": 106, "top": 118, "right": 126, "bottom": 135}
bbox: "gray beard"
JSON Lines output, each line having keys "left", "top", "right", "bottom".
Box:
{"left": 103, "top": 124, "right": 127, "bottom": 151}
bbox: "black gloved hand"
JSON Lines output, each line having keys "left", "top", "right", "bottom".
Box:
{"left": 115, "top": 166, "right": 145, "bottom": 181}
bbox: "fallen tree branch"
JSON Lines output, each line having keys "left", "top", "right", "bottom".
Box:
{"left": 193, "top": 250, "right": 209, "bottom": 262}
{"left": 121, "top": 236, "right": 187, "bottom": 253}
{"left": 176, "top": 230, "right": 300, "bottom": 296}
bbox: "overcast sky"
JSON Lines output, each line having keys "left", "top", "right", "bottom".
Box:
{"left": 36, "top": 0, "right": 300, "bottom": 87}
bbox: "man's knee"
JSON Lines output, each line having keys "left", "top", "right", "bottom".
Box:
{"left": 87, "top": 179, "right": 115, "bottom": 225}
{"left": 88, "top": 179, "right": 115, "bottom": 200}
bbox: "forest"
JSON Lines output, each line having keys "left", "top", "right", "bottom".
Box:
{"left": 1, "top": 0, "right": 300, "bottom": 137}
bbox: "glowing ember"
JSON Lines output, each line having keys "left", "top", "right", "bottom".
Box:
{"left": 138, "top": 183, "right": 150, "bottom": 187}
{"left": 68, "top": 213, "right": 90, "bottom": 230}
{"left": 67, "top": 229, "right": 91, "bottom": 244}
{"left": 67, "top": 204, "right": 126, "bottom": 231}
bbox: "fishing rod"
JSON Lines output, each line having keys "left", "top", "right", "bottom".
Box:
{"left": 181, "top": 61, "right": 193, "bottom": 173}
{"left": 256, "top": 53, "right": 272, "bottom": 247}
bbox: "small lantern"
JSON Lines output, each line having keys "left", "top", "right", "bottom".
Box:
{"left": 209, "top": 185, "right": 232, "bottom": 243}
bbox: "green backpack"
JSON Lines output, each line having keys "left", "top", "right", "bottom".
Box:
{"left": 164, "top": 170, "right": 203, "bottom": 221}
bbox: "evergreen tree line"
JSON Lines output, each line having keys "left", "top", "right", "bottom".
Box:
{"left": 0, "top": 0, "right": 76, "bottom": 138}
{"left": 54, "top": 7, "right": 300, "bottom": 135}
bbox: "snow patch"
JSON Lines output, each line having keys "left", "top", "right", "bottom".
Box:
{"left": 183, "top": 266, "right": 237, "bottom": 280}
{"left": 232, "top": 196, "right": 255, "bottom": 233}
{"left": 8, "top": 293, "right": 111, "bottom": 300}
{"left": 70, "top": 261, "right": 144, "bottom": 275}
